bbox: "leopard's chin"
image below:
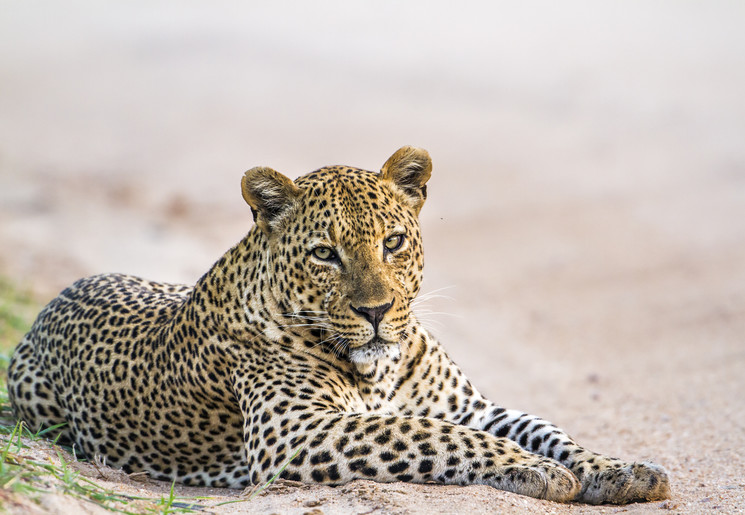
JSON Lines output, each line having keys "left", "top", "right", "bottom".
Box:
{"left": 347, "top": 337, "right": 400, "bottom": 365}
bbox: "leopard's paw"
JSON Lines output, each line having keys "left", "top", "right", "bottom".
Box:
{"left": 577, "top": 461, "right": 670, "bottom": 504}
{"left": 538, "top": 460, "right": 582, "bottom": 503}
{"left": 490, "top": 459, "right": 580, "bottom": 503}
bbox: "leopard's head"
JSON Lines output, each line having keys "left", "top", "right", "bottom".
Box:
{"left": 242, "top": 146, "right": 432, "bottom": 365}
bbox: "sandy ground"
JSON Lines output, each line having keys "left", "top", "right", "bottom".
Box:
{"left": 1, "top": 1, "right": 745, "bottom": 513}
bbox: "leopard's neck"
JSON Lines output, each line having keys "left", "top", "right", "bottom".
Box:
{"left": 190, "top": 229, "right": 334, "bottom": 350}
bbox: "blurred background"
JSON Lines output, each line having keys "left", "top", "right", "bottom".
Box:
{"left": 2, "top": 1, "right": 745, "bottom": 507}
{"left": 2, "top": 0, "right": 745, "bottom": 485}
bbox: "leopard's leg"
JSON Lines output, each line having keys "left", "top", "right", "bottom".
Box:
{"left": 241, "top": 411, "right": 579, "bottom": 502}
{"left": 7, "top": 335, "right": 70, "bottom": 443}
{"left": 235, "top": 361, "right": 581, "bottom": 504}
{"left": 469, "top": 407, "right": 671, "bottom": 504}
{"left": 390, "top": 330, "right": 671, "bottom": 504}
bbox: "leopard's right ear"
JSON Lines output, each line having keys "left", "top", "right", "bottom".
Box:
{"left": 241, "top": 167, "right": 302, "bottom": 234}
{"left": 380, "top": 146, "right": 432, "bottom": 214}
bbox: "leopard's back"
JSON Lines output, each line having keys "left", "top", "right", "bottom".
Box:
{"left": 8, "top": 273, "right": 196, "bottom": 452}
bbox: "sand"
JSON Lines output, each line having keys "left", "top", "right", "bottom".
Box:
{"left": 1, "top": 2, "right": 744, "bottom": 513}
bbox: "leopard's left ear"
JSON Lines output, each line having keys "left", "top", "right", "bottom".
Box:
{"left": 241, "top": 167, "right": 303, "bottom": 234}
{"left": 380, "top": 146, "right": 432, "bottom": 214}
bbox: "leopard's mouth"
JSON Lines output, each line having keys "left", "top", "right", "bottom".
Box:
{"left": 347, "top": 336, "right": 400, "bottom": 365}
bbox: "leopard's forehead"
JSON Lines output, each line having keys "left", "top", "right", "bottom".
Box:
{"left": 293, "top": 166, "right": 409, "bottom": 241}
{"left": 294, "top": 166, "right": 381, "bottom": 197}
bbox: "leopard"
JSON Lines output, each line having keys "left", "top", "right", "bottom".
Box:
{"left": 7, "top": 146, "right": 670, "bottom": 504}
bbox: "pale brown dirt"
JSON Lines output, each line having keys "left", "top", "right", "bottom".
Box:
{"left": 1, "top": 2, "right": 744, "bottom": 513}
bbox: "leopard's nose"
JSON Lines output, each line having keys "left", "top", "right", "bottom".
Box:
{"left": 350, "top": 300, "right": 393, "bottom": 332}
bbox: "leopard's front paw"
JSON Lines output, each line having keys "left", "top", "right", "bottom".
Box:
{"left": 489, "top": 458, "right": 580, "bottom": 503}
{"left": 577, "top": 461, "right": 670, "bottom": 505}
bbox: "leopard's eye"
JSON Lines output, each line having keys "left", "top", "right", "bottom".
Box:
{"left": 384, "top": 234, "right": 404, "bottom": 252}
{"left": 311, "top": 247, "right": 337, "bottom": 261}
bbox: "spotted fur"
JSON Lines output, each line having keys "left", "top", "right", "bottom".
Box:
{"left": 8, "top": 147, "right": 670, "bottom": 504}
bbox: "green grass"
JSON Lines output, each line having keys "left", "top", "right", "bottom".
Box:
{"left": 0, "top": 419, "right": 205, "bottom": 513}
{"left": 0, "top": 278, "right": 38, "bottom": 435}
{"left": 1, "top": 422, "right": 129, "bottom": 511}
{"left": 0, "top": 278, "right": 39, "bottom": 355}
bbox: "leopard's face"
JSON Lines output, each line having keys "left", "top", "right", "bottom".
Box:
{"left": 242, "top": 147, "right": 432, "bottom": 365}
{"left": 267, "top": 167, "right": 424, "bottom": 364}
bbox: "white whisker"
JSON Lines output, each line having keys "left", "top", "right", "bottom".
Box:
{"left": 412, "top": 285, "right": 456, "bottom": 304}
{"left": 412, "top": 309, "right": 461, "bottom": 319}
{"left": 276, "top": 322, "right": 331, "bottom": 331}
